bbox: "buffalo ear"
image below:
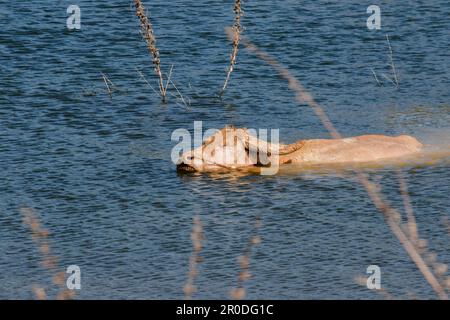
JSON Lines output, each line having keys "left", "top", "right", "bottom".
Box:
{"left": 235, "top": 129, "right": 271, "bottom": 166}
{"left": 234, "top": 129, "right": 249, "bottom": 150}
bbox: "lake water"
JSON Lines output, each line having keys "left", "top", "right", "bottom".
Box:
{"left": 0, "top": 0, "right": 449, "bottom": 299}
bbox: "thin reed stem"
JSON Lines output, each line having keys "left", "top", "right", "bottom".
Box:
{"left": 221, "top": 0, "right": 243, "bottom": 95}
{"left": 235, "top": 33, "right": 448, "bottom": 299}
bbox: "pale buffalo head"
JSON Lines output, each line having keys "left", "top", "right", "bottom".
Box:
{"left": 176, "top": 126, "right": 296, "bottom": 173}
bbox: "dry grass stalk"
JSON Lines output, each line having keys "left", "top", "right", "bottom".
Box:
{"left": 184, "top": 215, "right": 204, "bottom": 299}
{"left": 235, "top": 33, "right": 448, "bottom": 299}
{"left": 168, "top": 78, "right": 190, "bottom": 109}
{"left": 101, "top": 73, "right": 114, "bottom": 97}
{"left": 136, "top": 66, "right": 190, "bottom": 109}
{"left": 397, "top": 171, "right": 418, "bottom": 242}
{"left": 136, "top": 67, "right": 160, "bottom": 96}
{"left": 32, "top": 285, "right": 47, "bottom": 300}
{"left": 360, "top": 177, "right": 448, "bottom": 300}
{"left": 134, "top": 0, "right": 167, "bottom": 101}
{"left": 386, "top": 34, "right": 399, "bottom": 87}
{"left": 230, "top": 216, "right": 261, "bottom": 299}
{"left": 230, "top": 31, "right": 340, "bottom": 139}
{"left": 221, "top": 0, "right": 243, "bottom": 95}
{"left": 398, "top": 172, "right": 450, "bottom": 286}
{"left": 381, "top": 72, "right": 398, "bottom": 87}
{"left": 20, "top": 207, "right": 76, "bottom": 300}
{"left": 397, "top": 173, "right": 450, "bottom": 291}
{"left": 370, "top": 68, "right": 382, "bottom": 86}
{"left": 370, "top": 35, "right": 399, "bottom": 88}
{"left": 98, "top": 73, "right": 125, "bottom": 96}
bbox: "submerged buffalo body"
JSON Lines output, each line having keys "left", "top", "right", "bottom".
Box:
{"left": 177, "top": 126, "right": 423, "bottom": 173}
